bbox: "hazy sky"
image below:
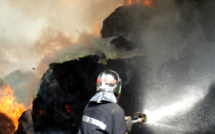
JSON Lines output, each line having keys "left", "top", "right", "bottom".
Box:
{"left": 0, "top": 0, "right": 123, "bottom": 78}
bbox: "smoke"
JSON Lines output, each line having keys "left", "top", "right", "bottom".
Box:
{"left": 54, "top": 33, "right": 144, "bottom": 63}
{"left": 0, "top": 0, "right": 124, "bottom": 106}
{"left": 122, "top": 0, "right": 215, "bottom": 133}
{"left": 87, "top": 0, "right": 215, "bottom": 133}
{"left": 0, "top": 79, "right": 7, "bottom": 88}
{"left": 137, "top": 0, "right": 215, "bottom": 103}
{"left": 0, "top": 0, "right": 46, "bottom": 78}
{"left": 3, "top": 70, "right": 39, "bottom": 106}
{"left": 0, "top": 0, "right": 125, "bottom": 75}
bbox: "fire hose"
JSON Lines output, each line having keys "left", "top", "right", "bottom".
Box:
{"left": 125, "top": 112, "right": 147, "bottom": 133}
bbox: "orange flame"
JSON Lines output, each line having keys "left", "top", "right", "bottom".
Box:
{"left": 143, "top": 0, "right": 153, "bottom": 7}
{"left": 0, "top": 86, "right": 26, "bottom": 130}
{"left": 65, "top": 104, "right": 75, "bottom": 116}
{"left": 127, "top": 0, "right": 132, "bottom": 5}
{"left": 125, "top": 0, "right": 153, "bottom": 7}
{"left": 93, "top": 21, "right": 101, "bottom": 36}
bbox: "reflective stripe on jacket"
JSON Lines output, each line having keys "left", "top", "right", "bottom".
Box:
{"left": 78, "top": 101, "right": 128, "bottom": 134}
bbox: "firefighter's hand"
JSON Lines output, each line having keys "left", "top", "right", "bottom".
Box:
{"left": 125, "top": 116, "right": 132, "bottom": 132}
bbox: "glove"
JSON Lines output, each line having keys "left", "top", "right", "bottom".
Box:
{"left": 125, "top": 116, "right": 133, "bottom": 132}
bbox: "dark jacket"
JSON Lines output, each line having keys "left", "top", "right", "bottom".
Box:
{"left": 78, "top": 101, "right": 128, "bottom": 134}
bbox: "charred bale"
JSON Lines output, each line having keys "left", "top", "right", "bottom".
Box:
{"left": 101, "top": 5, "right": 153, "bottom": 50}
{"left": 0, "top": 112, "right": 15, "bottom": 134}
{"left": 14, "top": 109, "right": 33, "bottom": 134}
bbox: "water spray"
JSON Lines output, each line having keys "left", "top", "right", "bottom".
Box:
{"left": 142, "top": 85, "right": 206, "bottom": 132}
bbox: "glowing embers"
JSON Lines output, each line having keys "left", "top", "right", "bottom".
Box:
{"left": 0, "top": 86, "right": 26, "bottom": 130}
{"left": 65, "top": 104, "right": 75, "bottom": 115}
{"left": 124, "top": 0, "right": 153, "bottom": 7}
{"left": 39, "top": 110, "right": 43, "bottom": 115}
{"left": 143, "top": 0, "right": 153, "bottom": 7}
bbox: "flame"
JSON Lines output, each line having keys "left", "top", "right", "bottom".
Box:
{"left": 65, "top": 104, "right": 75, "bottom": 116}
{"left": 125, "top": 0, "right": 153, "bottom": 7}
{"left": 39, "top": 110, "right": 43, "bottom": 115}
{"left": 93, "top": 21, "right": 101, "bottom": 36}
{"left": 143, "top": 0, "right": 152, "bottom": 7}
{"left": 127, "top": 0, "right": 132, "bottom": 5}
{"left": 0, "top": 86, "right": 26, "bottom": 130}
{"left": 118, "top": 3, "right": 123, "bottom": 7}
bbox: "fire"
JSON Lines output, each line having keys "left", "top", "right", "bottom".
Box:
{"left": 125, "top": 0, "right": 153, "bottom": 7}
{"left": 65, "top": 104, "right": 75, "bottom": 116}
{"left": 93, "top": 21, "right": 101, "bottom": 36}
{"left": 143, "top": 0, "right": 153, "bottom": 7}
{"left": 0, "top": 86, "right": 26, "bottom": 130}
{"left": 127, "top": 0, "right": 132, "bottom": 5}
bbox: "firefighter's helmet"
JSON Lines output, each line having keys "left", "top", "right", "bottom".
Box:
{"left": 96, "top": 69, "right": 122, "bottom": 98}
{"left": 90, "top": 69, "right": 122, "bottom": 103}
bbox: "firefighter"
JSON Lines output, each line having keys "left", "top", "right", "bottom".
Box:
{"left": 78, "top": 69, "right": 128, "bottom": 134}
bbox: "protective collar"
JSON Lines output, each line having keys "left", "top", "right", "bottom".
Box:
{"left": 90, "top": 91, "right": 117, "bottom": 103}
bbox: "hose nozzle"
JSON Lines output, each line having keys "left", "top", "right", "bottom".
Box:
{"left": 131, "top": 112, "right": 147, "bottom": 124}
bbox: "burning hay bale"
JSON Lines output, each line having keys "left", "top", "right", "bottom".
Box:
{"left": 101, "top": 5, "right": 153, "bottom": 50}
{"left": 31, "top": 55, "right": 138, "bottom": 133}
{"left": 14, "top": 109, "right": 33, "bottom": 134}
{"left": 0, "top": 112, "right": 15, "bottom": 134}
{"left": 32, "top": 56, "right": 105, "bottom": 133}
{"left": 30, "top": 5, "right": 150, "bottom": 133}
